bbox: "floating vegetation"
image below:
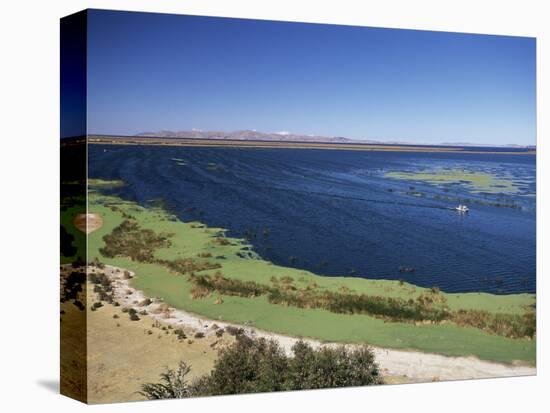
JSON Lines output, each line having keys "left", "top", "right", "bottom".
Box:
{"left": 385, "top": 169, "right": 524, "bottom": 194}
{"left": 206, "top": 162, "right": 223, "bottom": 171}
{"left": 87, "top": 178, "right": 125, "bottom": 188}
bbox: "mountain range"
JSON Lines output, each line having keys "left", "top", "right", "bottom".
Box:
{"left": 136, "top": 130, "right": 534, "bottom": 148}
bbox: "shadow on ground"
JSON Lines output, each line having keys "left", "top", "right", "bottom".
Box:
{"left": 37, "top": 379, "right": 59, "bottom": 394}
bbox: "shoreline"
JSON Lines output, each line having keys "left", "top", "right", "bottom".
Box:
{"left": 85, "top": 187, "right": 536, "bottom": 363}
{"left": 93, "top": 263, "right": 535, "bottom": 382}
{"left": 86, "top": 137, "right": 536, "bottom": 155}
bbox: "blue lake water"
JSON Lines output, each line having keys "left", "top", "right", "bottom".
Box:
{"left": 89, "top": 145, "right": 536, "bottom": 294}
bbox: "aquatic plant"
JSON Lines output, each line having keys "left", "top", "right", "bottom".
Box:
{"left": 158, "top": 258, "right": 221, "bottom": 275}
{"left": 385, "top": 169, "right": 523, "bottom": 194}
{"left": 99, "top": 219, "right": 173, "bottom": 262}
{"left": 187, "top": 273, "right": 535, "bottom": 338}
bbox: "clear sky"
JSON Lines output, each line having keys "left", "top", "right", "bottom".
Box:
{"left": 86, "top": 9, "right": 536, "bottom": 145}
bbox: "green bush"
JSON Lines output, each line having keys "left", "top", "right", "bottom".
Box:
{"left": 100, "top": 219, "right": 172, "bottom": 262}
{"left": 140, "top": 336, "right": 382, "bottom": 400}
{"left": 139, "top": 362, "right": 192, "bottom": 399}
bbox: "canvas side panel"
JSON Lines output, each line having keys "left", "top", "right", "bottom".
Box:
{"left": 60, "top": 9, "right": 88, "bottom": 404}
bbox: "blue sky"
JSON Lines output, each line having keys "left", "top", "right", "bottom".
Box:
{"left": 86, "top": 10, "right": 536, "bottom": 145}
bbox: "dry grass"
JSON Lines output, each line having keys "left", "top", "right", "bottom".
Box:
{"left": 61, "top": 280, "right": 234, "bottom": 404}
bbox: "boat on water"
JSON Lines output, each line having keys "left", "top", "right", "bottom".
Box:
{"left": 456, "top": 204, "right": 469, "bottom": 213}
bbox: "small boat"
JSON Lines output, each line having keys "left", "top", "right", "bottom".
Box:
{"left": 456, "top": 204, "right": 469, "bottom": 213}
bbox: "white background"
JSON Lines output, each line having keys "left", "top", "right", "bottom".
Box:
{"left": 0, "top": 0, "right": 547, "bottom": 411}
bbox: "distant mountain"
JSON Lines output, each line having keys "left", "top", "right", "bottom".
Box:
{"left": 136, "top": 129, "right": 380, "bottom": 144}
{"left": 440, "top": 142, "right": 535, "bottom": 148}
{"left": 135, "top": 130, "right": 533, "bottom": 148}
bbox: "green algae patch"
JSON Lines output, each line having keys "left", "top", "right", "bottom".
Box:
{"left": 385, "top": 169, "right": 523, "bottom": 194}
{"left": 86, "top": 180, "right": 536, "bottom": 364}
{"left": 88, "top": 178, "right": 126, "bottom": 189}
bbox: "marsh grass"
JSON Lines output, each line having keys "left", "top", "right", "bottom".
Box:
{"left": 100, "top": 219, "right": 173, "bottom": 262}
{"left": 188, "top": 273, "right": 535, "bottom": 339}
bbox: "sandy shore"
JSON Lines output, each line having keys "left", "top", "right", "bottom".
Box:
{"left": 98, "top": 264, "right": 535, "bottom": 383}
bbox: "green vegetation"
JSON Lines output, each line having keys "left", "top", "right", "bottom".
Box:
{"left": 140, "top": 336, "right": 382, "bottom": 399}
{"left": 99, "top": 220, "right": 173, "bottom": 262}
{"left": 187, "top": 273, "right": 534, "bottom": 339}
{"left": 385, "top": 169, "right": 524, "bottom": 194}
{"left": 87, "top": 178, "right": 125, "bottom": 188}
{"left": 60, "top": 202, "right": 86, "bottom": 264}
{"left": 87, "top": 182, "right": 536, "bottom": 364}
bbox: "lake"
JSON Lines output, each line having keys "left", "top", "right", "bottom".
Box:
{"left": 89, "top": 144, "right": 536, "bottom": 294}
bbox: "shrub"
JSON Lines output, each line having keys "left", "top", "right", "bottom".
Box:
{"left": 160, "top": 258, "right": 222, "bottom": 275}
{"left": 140, "top": 362, "right": 192, "bottom": 399}
{"left": 213, "top": 237, "right": 231, "bottom": 246}
{"left": 100, "top": 220, "right": 172, "bottom": 262}
{"left": 451, "top": 309, "right": 536, "bottom": 339}
{"left": 225, "top": 326, "right": 245, "bottom": 336}
{"left": 141, "top": 337, "right": 382, "bottom": 400}
{"left": 174, "top": 329, "right": 186, "bottom": 340}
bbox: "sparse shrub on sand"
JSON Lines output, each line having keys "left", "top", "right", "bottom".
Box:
{"left": 174, "top": 329, "right": 187, "bottom": 340}
{"left": 225, "top": 326, "right": 245, "bottom": 337}
{"left": 139, "top": 298, "right": 152, "bottom": 306}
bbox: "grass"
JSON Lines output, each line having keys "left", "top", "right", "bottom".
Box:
{"left": 72, "top": 279, "right": 224, "bottom": 403}
{"left": 86, "top": 185, "right": 536, "bottom": 364}
{"left": 188, "top": 273, "right": 535, "bottom": 338}
{"left": 60, "top": 203, "right": 86, "bottom": 264}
